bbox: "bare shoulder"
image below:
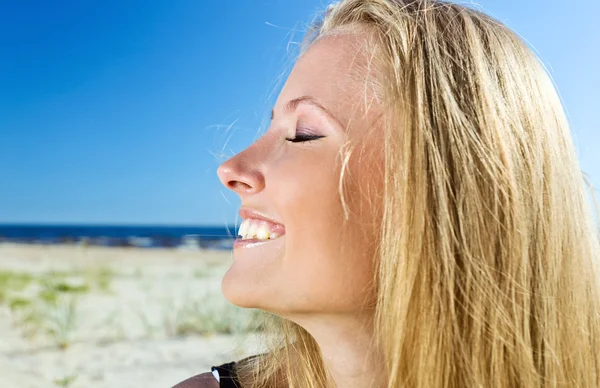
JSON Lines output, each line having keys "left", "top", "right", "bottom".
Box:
{"left": 171, "top": 372, "right": 219, "bottom": 388}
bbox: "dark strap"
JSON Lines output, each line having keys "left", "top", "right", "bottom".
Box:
{"left": 211, "top": 360, "right": 240, "bottom": 388}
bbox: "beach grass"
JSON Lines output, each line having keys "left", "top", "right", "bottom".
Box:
{"left": 163, "top": 293, "right": 264, "bottom": 337}
{"left": 53, "top": 375, "right": 78, "bottom": 388}
{"left": 0, "top": 269, "right": 88, "bottom": 348}
{"left": 0, "top": 244, "right": 266, "bottom": 388}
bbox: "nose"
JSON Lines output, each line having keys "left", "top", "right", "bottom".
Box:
{"left": 217, "top": 152, "right": 265, "bottom": 196}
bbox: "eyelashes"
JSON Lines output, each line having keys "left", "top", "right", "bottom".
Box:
{"left": 285, "top": 133, "right": 326, "bottom": 143}
{"left": 285, "top": 125, "right": 325, "bottom": 143}
{"left": 269, "top": 111, "right": 326, "bottom": 143}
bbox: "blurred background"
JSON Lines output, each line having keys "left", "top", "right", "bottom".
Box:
{"left": 0, "top": 1, "right": 598, "bottom": 387}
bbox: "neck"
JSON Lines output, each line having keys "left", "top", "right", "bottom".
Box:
{"left": 287, "top": 312, "right": 386, "bottom": 388}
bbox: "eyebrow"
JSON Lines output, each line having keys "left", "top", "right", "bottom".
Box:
{"left": 271, "top": 95, "right": 343, "bottom": 128}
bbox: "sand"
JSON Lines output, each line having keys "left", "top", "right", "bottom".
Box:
{"left": 0, "top": 243, "right": 267, "bottom": 388}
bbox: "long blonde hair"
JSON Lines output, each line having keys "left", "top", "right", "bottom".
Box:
{"left": 235, "top": 1, "right": 600, "bottom": 387}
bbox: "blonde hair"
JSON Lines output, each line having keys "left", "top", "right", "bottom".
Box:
{"left": 234, "top": 1, "right": 600, "bottom": 387}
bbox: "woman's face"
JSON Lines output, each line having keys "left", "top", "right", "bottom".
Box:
{"left": 217, "top": 33, "right": 384, "bottom": 317}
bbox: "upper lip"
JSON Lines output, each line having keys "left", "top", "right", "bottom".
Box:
{"left": 239, "top": 207, "right": 284, "bottom": 226}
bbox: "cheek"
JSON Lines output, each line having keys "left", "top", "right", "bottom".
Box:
{"left": 267, "top": 149, "right": 379, "bottom": 312}
{"left": 270, "top": 148, "right": 343, "bottom": 236}
{"left": 269, "top": 147, "right": 342, "bottom": 221}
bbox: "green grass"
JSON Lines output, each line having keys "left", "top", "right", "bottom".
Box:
{"left": 12, "top": 292, "right": 80, "bottom": 348}
{"left": 0, "top": 270, "right": 36, "bottom": 304}
{"left": 38, "top": 275, "right": 89, "bottom": 306}
{"left": 54, "top": 375, "right": 77, "bottom": 387}
{"left": 8, "top": 297, "right": 32, "bottom": 311}
{"left": 45, "top": 295, "right": 79, "bottom": 349}
{"left": 35, "top": 267, "right": 114, "bottom": 293}
{"left": 0, "top": 270, "right": 35, "bottom": 289}
{"left": 53, "top": 281, "right": 89, "bottom": 293}
{"left": 0, "top": 265, "right": 270, "bottom": 350}
{"left": 0, "top": 270, "right": 86, "bottom": 348}
{"left": 192, "top": 268, "right": 214, "bottom": 278}
{"left": 95, "top": 310, "right": 126, "bottom": 345}
{"left": 89, "top": 265, "right": 114, "bottom": 292}
{"left": 0, "top": 271, "right": 38, "bottom": 311}
{"left": 166, "top": 295, "right": 265, "bottom": 337}
{"left": 135, "top": 309, "right": 158, "bottom": 339}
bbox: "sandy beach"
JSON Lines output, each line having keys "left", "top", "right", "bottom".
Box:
{"left": 0, "top": 243, "right": 266, "bottom": 388}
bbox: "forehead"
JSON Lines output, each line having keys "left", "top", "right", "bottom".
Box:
{"left": 276, "top": 33, "right": 381, "bottom": 128}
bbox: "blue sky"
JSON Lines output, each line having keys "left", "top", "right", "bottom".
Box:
{"left": 1, "top": 0, "right": 598, "bottom": 226}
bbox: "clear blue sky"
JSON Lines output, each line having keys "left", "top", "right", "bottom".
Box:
{"left": 1, "top": 0, "right": 598, "bottom": 226}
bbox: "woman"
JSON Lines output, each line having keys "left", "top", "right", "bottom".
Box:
{"left": 174, "top": 0, "right": 600, "bottom": 387}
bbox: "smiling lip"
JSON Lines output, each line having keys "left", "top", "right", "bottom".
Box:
{"left": 235, "top": 208, "right": 286, "bottom": 248}
{"left": 238, "top": 207, "right": 285, "bottom": 228}
{"left": 233, "top": 237, "right": 281, "bottom": 249}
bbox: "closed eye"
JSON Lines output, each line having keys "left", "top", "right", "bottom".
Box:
{"left": 285, "top": 134, "right": 326, "bottom": 143}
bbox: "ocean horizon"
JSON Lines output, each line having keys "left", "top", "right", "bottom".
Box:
{"left": 0, "top": 224, "right": 238, "bottom": 250}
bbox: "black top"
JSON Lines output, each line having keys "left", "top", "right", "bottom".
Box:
{"left": 171, "top": 354, "right": 263, "bottom": 388}
{"left": 211, "top": 360, "right": 240, "bottom": 388}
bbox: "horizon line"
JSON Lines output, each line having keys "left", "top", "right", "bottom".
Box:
{"left": 0, "top": 222, "right": 239, "bottom": 227}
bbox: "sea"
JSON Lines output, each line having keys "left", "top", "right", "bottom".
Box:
{"left": 0, "top": 224, "right": 238, "bottom": 250}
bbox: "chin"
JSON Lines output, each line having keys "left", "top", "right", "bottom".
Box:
{"left": 221, "top": 237, "right": 287, "bottom": 308}
{"left": 220, "top": 268, "right": 272, "bottom": 310}
{"left": 221, "top": 271, "right": 253, "bottom": 308}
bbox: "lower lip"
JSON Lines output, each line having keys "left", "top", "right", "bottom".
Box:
{"left": 233, "top": 237, "right": 283, "bottom": 248}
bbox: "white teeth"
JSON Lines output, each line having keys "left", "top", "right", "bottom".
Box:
{"left": 238, "top": 220, "right": 249, "bottom": 237}
{"left": 238, "top": 218, "right": 283, "bottom": 241}
{"left": 246, "top": 221, "right": 259, "bottom": 240}
{"left": 256, "top": 224, "right": 270, "bottom": 240}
